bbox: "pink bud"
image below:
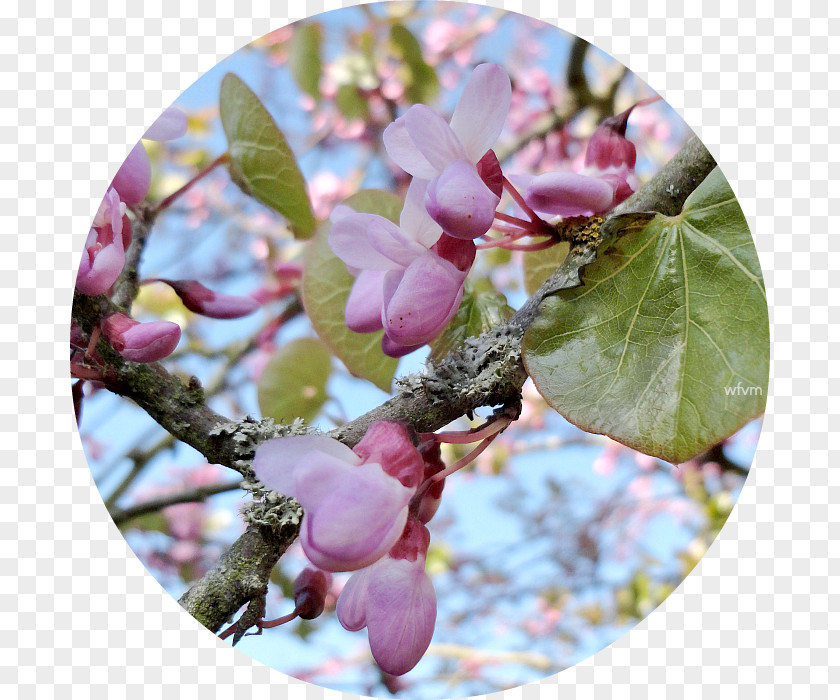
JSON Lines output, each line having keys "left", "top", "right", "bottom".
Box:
{"left": 111, "top": 141, "right": 152, "bottom": 205}
{"left": 111, "top": 106, "right": 187, "bottom": 204}
{"left": 102, "top": 313, "right": 181, "bottom": 363}
{"left": 293, "top": 568, "right": 333, "bottom": 620}
{"left": 584, "top": 107, "right": 637, "bottom": 172}
{"left": 76, "top": 189, "right": 130, "bottom": 296}
{"left": 160, "top": 279, "right": 260, "bottom": 319}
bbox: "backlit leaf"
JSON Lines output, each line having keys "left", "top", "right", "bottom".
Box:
{"left": 302, "top": 190, "right": 401, "bottom": 392}
{"left": 257, "top": 337, "right": 332, "bottom": 424}
{"left": 219, "top": 73, "right": 316, "bottom": 238}
{"left": 289, "top": 22, "right": 323, "bottom": 101}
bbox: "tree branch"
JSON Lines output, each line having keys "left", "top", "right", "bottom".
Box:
{"left": 111, "top": 479, "right": 243, "bottom": 527}
{"left": 75, "top": 134, "right": 716, "bottom": 637}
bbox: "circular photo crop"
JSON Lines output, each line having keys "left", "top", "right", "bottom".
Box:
{"left": 71, "top": 2, "right": 769, "bottom": 697}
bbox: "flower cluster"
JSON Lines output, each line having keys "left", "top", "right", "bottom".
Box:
{"left": 253, "top": 420, "right": 443, "bottom": 675}
{"left": 330, "top": 62, "right": 650, "bottom": 352}
{"left": 73, "top": 106, "right": 261, "bottom": 370}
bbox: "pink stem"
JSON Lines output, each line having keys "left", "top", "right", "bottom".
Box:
{"left": 156, "top": 153, "right": 230, "bottom": 213}
{"left": 494, "top": 211, "right": 539, "bottom": 230}
{"left": 502, "top": 176, "right": 541, "bottom": 223}
{"left": 431, "top": 435, "right": 499, "bottom": 482}
{"left": 431, "top": 416, "right": 511, "bottom": 445}
{"left": 495, "top": 238, "right": 561, "bottom": 252}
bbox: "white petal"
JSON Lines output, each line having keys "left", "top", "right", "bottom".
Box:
{"left": 404, "top": 105, "right": 466, "bottom": 171}
{"left": 384, "top": 116, "right": 440, "bottom": 179}
{"left": 449, "top": 63, "right": 511, "bottom": 162}
{"left": 399, "top": 178, "right": 442, "bottom": 249}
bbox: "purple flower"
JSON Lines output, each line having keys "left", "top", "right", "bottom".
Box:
{"left": 101, "top": 312, "right": 181, "bottom": 363}
{"left": 336, "top": 519, "right": 436, "bottom": 676}
{"left": 158, "top": 279, "right": 260, "bottom": 319}
{"left": 384, "top": 63, "right": 511, "bottom": 239}
{"left": 76, "top": 188, "right": 130, "bottom": 296}
{"left": 111, "top": 106, "right": 188, "bottom": 204}
{"left": 252, "top": 422, "right": 425, "bottom": 572}
{"left": 329, "top": 179, "right": 475, "bottom": 357}
{"left": 518, "top": 103, "right": 643, "bottom": 220}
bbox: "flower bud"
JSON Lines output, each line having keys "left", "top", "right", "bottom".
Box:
{"left": 293, "top": 568, "right": 333, "bottom": 620}
{"left": 584, "top": 107, "right": 636, "bottom": 172}
{"left": 161, "top": 279, "right": 260, "bottom": 319}
{"left": 102, "top": 313, "right": 181, "bottom": 363}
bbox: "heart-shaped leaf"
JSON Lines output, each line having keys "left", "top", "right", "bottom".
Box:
{"left": 302, "top": 190, "right": 402, "bottom": 392}
{"left": 523, "top": 167, "right": 768, "bottom": 463}
{"left": 522, "top": 241, "right": 571, "bottom": 296}
{"left": 219, "top": 73, "right": 316, "bottom": 238}
{"left": 257, "top": 337, "right": 332, "bottom": 424}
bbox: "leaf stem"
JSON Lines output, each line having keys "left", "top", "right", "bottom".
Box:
{"left": 156, "top": 152, "right": 230, "bottom": 213}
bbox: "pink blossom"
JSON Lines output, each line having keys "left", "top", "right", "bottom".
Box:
{"left": 252, "top": 422, "right": 424, "bottom": 572}
{"left": 101, "top": 312, "right": 181, "bottom": 363}
{"left": 158, "top": 279, "right": 260, "bottom": 319}
{"left": 383, "top": 63, "right": 511, "bottom": 239}
{"left": 329, "top": 179, "right": 475, "bottom": 357}
{"left": 336, "top": 520, "right": 436, "bottom": 675}
{"left": 76, "top": 188, "right": 130, "bottom": 296}
{"left": 518, "top": 102, "right": 645, "bottom": 219}
{"left": 111, "top": 106, "right": 188, "bottom": 204}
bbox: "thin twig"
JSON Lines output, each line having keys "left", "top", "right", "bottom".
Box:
{"left": 111, "top": 479, "right": 243, "bottom": 527}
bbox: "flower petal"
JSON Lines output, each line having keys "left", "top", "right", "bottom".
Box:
{"left": 353, "top": 420, "right": 424, "bottom": 488}
{"left": 330, "top": 213, "right": 426, "bottom": 271}
{"left": 525, "top": 170, "right": 615, "bottom": 218}
{"left": 383, "top": 116, "right": 440, "bottom": 179}
{"left": 381, "top": 335, "right": 425, "bottom": 358}
{"left": 345, "top": 270, "right": 386, "bottom": 333}
{"left": 336, "top": 564, "right": 375, "bottom": 631}
{"left": 449, "top": 63, "right": 512, "bottom": 162}
{"left": 424, "top": 160, "right": 499, "bottom": 239}
{"left": 382, "top": 253, "right": 465, "bottom": 346}
{"left": 365, "top": 557, "right": 437, "bottom": 676}
{"left": 119, "top": 320, "right": 181, "bottom": 362}
{"left": 299, "top": 462, "right": 412, "bottom": 571}
{"left": 252, "top": 435, "right": 360, "bottom": 496}
{"left": 143, "top": 106, "right": 188, "bottom": 141}
{"left": 111, "top": 141, "right": 152, "bottom": 205}
{"left": 75, "top": 234, "right": 126, "bottom": 296}
{"left": 404, "top": 104, "right": 466, "bottom": 171}
{"left": 399, "top": 178, "right": 441, "bottom": 249}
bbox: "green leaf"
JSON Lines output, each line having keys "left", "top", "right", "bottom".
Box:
{"left": 522, "top": 241, "right": 571, "bottom": 296}
{"left": 522, "top": 167, "right": 769, "bottom": 463}
{"left": 429, "top": 279, "right": 514, "bottom": 362}
{"left": 288, "top": 22, "right": 323, "bottom": 101}
{"left": 335, "top": 84, "right": 370, "bottom": 121}
{"left": 219, "top": 73, "right": 316, "bottom": 238}
{"left": 301, "top": 189, "right": 401, "bottom": 392}
{"left": 389, "top": 24, "right": 439, "bottom": 104}
{"left": 257, "top": 337, "right": 332, "bottom": 424}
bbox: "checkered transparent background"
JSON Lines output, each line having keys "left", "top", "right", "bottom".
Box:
{"left": 2, "top": 0, "right": 835, "bottom": 696}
